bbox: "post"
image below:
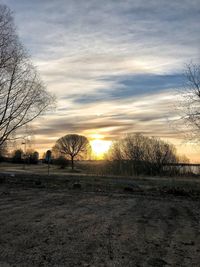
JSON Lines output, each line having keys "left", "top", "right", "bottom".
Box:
{"left": 22, "top": 141, "right": 26, "bottom": 170}
{"left": 48, "top": 159, "right": 50, "bottom": 176}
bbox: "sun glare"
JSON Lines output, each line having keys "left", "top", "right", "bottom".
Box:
{"left": 90, "top": 139, "right": 112, "bottom": 159}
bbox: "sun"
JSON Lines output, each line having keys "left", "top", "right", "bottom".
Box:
{"left": 90, "top": 139, "right": 112, "bottom": 159}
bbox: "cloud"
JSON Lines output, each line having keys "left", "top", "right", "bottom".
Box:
{"left": 31, "top": 89, "right": 180, "bottom": 139}
{"left": 3, "top": 0, "right": 200, "bottom": 160}
{"left": 6, "top": 0, "right": 199, "bottom": 63}
{"left": 72, "top": 73, "right": 185, "bottom": 104}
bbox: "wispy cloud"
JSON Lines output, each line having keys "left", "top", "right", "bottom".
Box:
{"left": 4, "top": 0, "right": 200, "bottom": 160}
{"left": 72, "top": 73, "right": 185, "bottom": 104}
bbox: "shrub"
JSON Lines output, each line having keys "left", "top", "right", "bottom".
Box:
{"left": 12, "top": 149, "right": 23, "bottom": 163}
{"left": 53, "top": 156, "right": 69, "bottom": 169}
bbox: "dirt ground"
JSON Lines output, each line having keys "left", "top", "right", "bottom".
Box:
{"left": 0, "top": 185, "right": 200, "bottom": 267}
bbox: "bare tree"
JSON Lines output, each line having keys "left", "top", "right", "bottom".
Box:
{"left": 179, "top": 62, "right": 200, "bottom": 138}
{"left": 54, "top": 134, "right": 91, "bottom": 170}
{"left": 107, "top": 133, "right": 179, "bottom": 175}
{"left": 0, "top": 5, "right": 54, "bottom": 146}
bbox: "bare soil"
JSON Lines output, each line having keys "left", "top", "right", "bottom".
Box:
{"left": 0, "top": 182, "right": 200, "bottom": 267}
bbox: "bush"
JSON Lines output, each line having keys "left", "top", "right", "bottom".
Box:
{"left": 53, "top": 156, "right": 69, "bottom": 169}
{"left": 30, "top": 151, "right": 39, "bottom": 164}
{"left": 12, "top": 149, "right": 23, "bottom": 163}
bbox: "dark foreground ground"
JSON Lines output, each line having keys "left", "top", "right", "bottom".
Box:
{"left": 0, "top": 181, "right": 200, "bottom": 267}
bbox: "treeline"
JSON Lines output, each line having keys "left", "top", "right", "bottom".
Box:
{"left": 51, "top": 133, "right": 190, "bottom": 176}
{"left": 6, "top": 149, "right": 39, "bottom": 164}
{"left": 0, "top": 133, "right": 191, "bottom": 176}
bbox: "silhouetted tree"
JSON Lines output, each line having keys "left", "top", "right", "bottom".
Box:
{"left": 54, "top": 134, "right": 91, "bottom": 170}
{"left": 179, "top": 62, "right": 200, "bottom": 139}
{"left": 30, "top": 151, "right": 39, "bottom": 164}
{"left": 12, "top": 149, "right": 23, "bottom": 163}
{"left": 23, "top": 150, "right": 39, "bottom": 164}
{"left": 0, "top": 5, "right": 54, "bottom": 146}
{"left": 107, "top": 133, "right": 179, "bottom": 175}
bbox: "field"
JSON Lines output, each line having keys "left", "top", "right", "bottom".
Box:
{"left": 0, "top": 164, "right": 200, "bottom": 266}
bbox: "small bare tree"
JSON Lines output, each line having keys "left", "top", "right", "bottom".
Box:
{"left": 0, "top": 5, "right": 54, "bottom": 146}
{"left": 54, "top": 134, "right": 91, "bottom": 170}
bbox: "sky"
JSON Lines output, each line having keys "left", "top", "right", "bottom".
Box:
{"left": 4, "top": 0, "right": 200, "bottom": 161}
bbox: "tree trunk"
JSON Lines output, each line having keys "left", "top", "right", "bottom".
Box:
{"left": 71, "top": 156, "right": 74, "bottom": 170}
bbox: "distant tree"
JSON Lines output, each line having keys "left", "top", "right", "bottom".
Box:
{"left": 53, "top": 134, "right": 91, "bottom": 170}
{"left": 25, "top": 150, "right": 39, "bottom": 164}
{"left": 12, "top": 149, "right": 23, "bottom": 163}
{"left": 0, "top": 5, "right": 54, "bottom": 147}
{"left": 179, "top": 62, "right": 200, "bottom": 139}
{"left": 30, "top": 151, "right": 39, "bottom": 164}
{"left": 107, "top": 133, "right": 179, "bottom": 175}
